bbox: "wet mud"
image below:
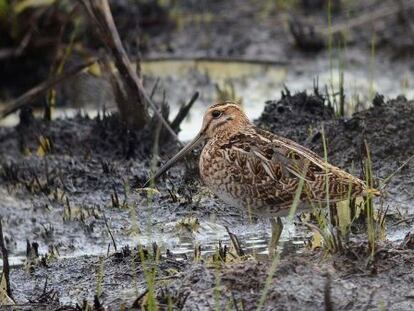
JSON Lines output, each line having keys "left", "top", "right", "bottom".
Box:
{"left": 11, "top": 246, "right": 188, "bottom": 309}
{"left": 1, "top": 94, "right": 413, "bottom": 309}
{"left": 1, "top": 0, "right": 414, "bottom": 310}
{"left": 157, "top": 243, "right": 414, "bottom": 311}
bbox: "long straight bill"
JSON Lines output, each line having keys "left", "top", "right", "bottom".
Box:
{"left": 144, "top": 132, "right": 204, "bottom": 187}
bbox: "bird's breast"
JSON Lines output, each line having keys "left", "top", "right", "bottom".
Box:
{"left": 199, "top": 142, "right": 267, "bottom": 209}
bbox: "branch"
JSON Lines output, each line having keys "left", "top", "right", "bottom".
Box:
{"left": 80, "top": 0, "right": 180, "bottom": 142}
{"left": 171, "top": 92, "right": 199, "bottom": 132}
{"left": 0, "top": 59, "right": 97, "bottom": 120}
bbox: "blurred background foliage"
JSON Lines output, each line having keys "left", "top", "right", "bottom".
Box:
{"left": 0, "top": 0, "right": 173, "bottom": 98}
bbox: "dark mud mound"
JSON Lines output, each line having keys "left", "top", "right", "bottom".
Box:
{"left": 157, "top": 246, "right": 414, "bottom": 311}
{"left": 255, "top": 89, "right": 334, "bottom": 143}
{"left": 314, "top": 96, "right": 414, "bottom": 211}
{"left": 0, "top": 111, "right": 179, "bottom": 162}
{"left": 256, "top": 92, "right": 414, "bottom": 171}
{"left": 312, "top": 96, "right": 414, "bottom": 169}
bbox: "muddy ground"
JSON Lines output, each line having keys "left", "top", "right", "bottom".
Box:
{"left": 0, "top": 93, "right": 413, "bottom": 310}
{"left": 1, "top": 0, "right": 414, "bottom": 310}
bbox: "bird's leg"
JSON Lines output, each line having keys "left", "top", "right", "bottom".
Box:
{"left": 268, "top": 216, "right": 283, "bottom": 258}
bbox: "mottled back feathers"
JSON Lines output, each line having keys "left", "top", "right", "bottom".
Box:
{"left": 198, "top": 105, "right": 369, "bottom": 215}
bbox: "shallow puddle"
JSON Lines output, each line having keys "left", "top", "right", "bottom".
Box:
{"left": 2, "top": 212, "right": 408, "bottom": 269}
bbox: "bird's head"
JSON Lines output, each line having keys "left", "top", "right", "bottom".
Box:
{"left": 200, "top": 101, "right": 250, "bottom": 139}
{"left": 147, "top": 101, "right": 250, "bottom": 184}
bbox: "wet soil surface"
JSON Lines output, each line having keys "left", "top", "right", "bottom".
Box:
{"left": 1, "top": 0, "right": 414, "bottom": 310}
{"left": 0, "top": 112, "right": 220, "bottom": 258}
{"left": 158, "top": 243, "right": 414, "bottom": 311}
{"left": 0, "top": 94, "right": 413, "bottom": 309}
{"left": 11, "top": 246, "right": 189, "bottom": 309}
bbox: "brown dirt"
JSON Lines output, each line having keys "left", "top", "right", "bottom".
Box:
{"left": 156, "top": 243, "right": 414, "bottom": 311}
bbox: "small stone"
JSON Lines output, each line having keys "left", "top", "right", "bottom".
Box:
{"left": 385, "top": 124, "right": 397, "bottom": 132}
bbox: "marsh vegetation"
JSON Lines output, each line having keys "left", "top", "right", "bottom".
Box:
{"left": 0, "top": 0, "right": 413, "bottom": 310}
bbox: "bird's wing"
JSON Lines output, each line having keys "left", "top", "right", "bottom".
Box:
{"left": 255, "top": 128, "right": 365, "bottom": 186}
{"left": 219, "top": 129, "right": 323, "bottom": 181}
{"left": 219, "top": 128, "right": 366, "bottom": 201}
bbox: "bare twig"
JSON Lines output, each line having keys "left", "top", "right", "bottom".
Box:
{"left": 81, "top": 0, "right": 148, "bottom": 129}
{"left": 102, "top": 212, "right": 117, "bottom": 252}
{"left": 224, "top": 226, "right": 245, "bottom": 257}
{"left": 0, "top": 218, "right": 13, "bottom": 300}
{"left": 0, "top": 59, "right": 97, "bottom": 120}
{"left": 80, "top": 0, "right": 180, "bottom": 142}
{"left": 171, "top": 92, "right": 199, "bottom": 132}
{"left": 132, "top": 289, "right": 149, "bottom": 308}
{"left": 392, "top": 216, "right": 414, "bottom": 227}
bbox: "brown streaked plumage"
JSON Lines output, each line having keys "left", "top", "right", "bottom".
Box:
{"left": 151, "top": 101, "right": 379, "bottom": 216}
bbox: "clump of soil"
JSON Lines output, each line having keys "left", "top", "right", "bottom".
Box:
{"left": 312, "top": 96, "right": 414, "bottom": 170}
{"left": 1, "top": 110, "right": 178, "bottom": 162}
{"left": 256, "top": 92, "right": 414, "bottom": 169}
{"left": 255, "top": 88, "right": 334, "bottom": 143}
{"left": 156, "top": 243, "right": 414, "bottom": 311}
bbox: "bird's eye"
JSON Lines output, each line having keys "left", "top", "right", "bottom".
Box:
{"left": 211, "top": 110, "right": 222, "bottom": 118}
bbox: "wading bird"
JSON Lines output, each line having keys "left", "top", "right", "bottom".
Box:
{"left": 149, "top": 101, "right": 379, "bottom": 244}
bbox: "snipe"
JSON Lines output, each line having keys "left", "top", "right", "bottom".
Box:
{"left": 150, "top": 101, "right": 379, "bottom": 217}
